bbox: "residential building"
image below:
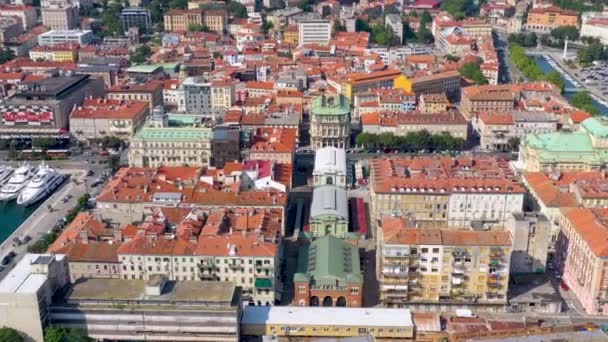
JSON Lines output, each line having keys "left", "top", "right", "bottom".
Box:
{"left": 342, "top": 69, "right": 403, "bottom": 100}
{"left": 419, "top": 93, "right": 450, "bottom": 113}
{"left": 509, "top": 274, "right": 564, "bottom": 314}
{"left": 394, "top": 70, "right": 461, "bottom": 101}
{"left": 0, "top": 254, "right": 70, "bottom": 342}
{"left": 49, "top": 277, "right": 241, "bottom": 341}
{"left": 249, "top": 127, "right": 298, "bottom": 165}
{"left": 107, "top": 80, "right": 164, "bottom": 110}
{"left": 182, "top": 76, "right": 213, "bottom": 120}
{"left": 41, "top": 3, "right": 79, "bottom": 30}
{"left": 29, "top": 44, "right": 78, "bottom": 62}
{"left": 211, "top": 128, "right": 240, "bottom": 168}
{"left": 164, "top": 9, "right": 203, "bottom": 32}
{"left": 385, "top": 13, "right": 403, "bottom": 44}
{"left": 0, "top": 5, "right": 38, "bottom": 29}
{"left": 477, "top": 112, "right": 558, "bottom": 151}
{"left": 361, "top": 111, "right": 469, "bottom": 140}
{"left": 70, "top": 98, "right": 150, "bottom": 142}
{"left": 313, "top": 147, "right": 347, "bottom": 188}
{"left": 507, "top": 212, "right": 551, "bottom": 274}
{"left": 293, "top": 236, "right": 363, "bottom": 307}
{"left": 241, "top": 306, "right": 414, "bottom": 339}
{"left": 581, "top": 17, "right": 608, "bottom": 45}
{"left": 517, "top": 117, "right": 608, "bottom": 172}
{"left": 121, "top": 7, "right": 152, "bottom": 33}
{"left": 62, "top": 242, "right": 122, "bottom": 282}
{"left": 556, "top": 207, "right": 608, "bottom": 315}
{"left": 298, "top": 19, "right": 331, "bottom": 46}
{"left": 211, "top": 78, "right": 234, "bottom": 119}
{"left": 309, "top": 185, "right": 349, "bottom": 238}
{"left": 353, "top": 88, "right": 416, "bottom": 120}
{"left": 369, "top": 156, "right": 525, "bottom": 229}
{"left": 310, "top": 94, "right": 351, "bottom": 149}
{"left": 377, "top": 218, "right": 512, "bottom": 310}
{"left": 38, "top": 30, "right": 94, "bottom": 46}
{"left": 522, "top": 171, "right": 608, "bottom": 249}
{"left": 526, "top": 6, "right": 579, "bottom": 33}
{"left": 128, "top": 112, "right": 212, "bottom": 167}
{"left": 203, "top": 9, "right": 227, "bottom": 33}
{"left": 94, "top": 166, "right": 288, "bottom": 229}
{"left": 0, "top": 75, "right": 104, "bottom": 138}
{"left": 460, "top": 82, "right": 559, "bottom": 118}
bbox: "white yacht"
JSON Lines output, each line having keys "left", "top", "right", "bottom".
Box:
{"left": 17, "top": 164, "right": 65, "bottom": 206}
{"left": 0, "top": 164, "right": 34, "bottom": 201}
{"left": 0, "top": 165, "right": 13, "bottom": 185}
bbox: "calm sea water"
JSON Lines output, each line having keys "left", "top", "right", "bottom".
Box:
{"left": 0, "top": 200, "right": 40, "bottom": 244}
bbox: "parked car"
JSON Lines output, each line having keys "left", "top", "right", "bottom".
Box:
{"left": 560, "top": 281, "right": 569, "bottom": 291}
{"left": 22, "top": 236, "right": 32, "bottom": 243}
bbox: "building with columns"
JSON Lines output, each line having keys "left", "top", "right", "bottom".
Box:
{"left": 310, "top": 94, "right": 351, "bottom": 149}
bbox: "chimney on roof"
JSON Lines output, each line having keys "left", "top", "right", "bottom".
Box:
{"left": 113, "top": 229, "right": 123, "bottom": 242}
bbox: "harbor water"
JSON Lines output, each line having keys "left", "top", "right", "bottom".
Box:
{"left": 532, "top": 55, "right": 608, "bottom": 116}
{"left": 0, "top": 200, "right": 40, "bottom": 243}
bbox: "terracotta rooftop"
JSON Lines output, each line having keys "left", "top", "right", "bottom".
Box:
{"left": 562, "top": 207, "right": 608, "bottom": 257}
{"left": 381, "top": 223, "right": 511, "bottom": 246}
{"left": 70, "top": 98, "right": 148, "bottom": 119}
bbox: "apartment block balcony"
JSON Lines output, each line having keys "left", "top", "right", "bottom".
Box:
{"left": 489, "top": 248, "right": 504, "bottom": 258}
{"left": 199, "top": 272, "right": 219, "bottom": 281}
{"left": 380, "top": 277, "right": 407, "bottom": 285}
{"left": 453, "top": 264, "right": 466, "bottom": 274}
{"left": 383, "top": 258, "right": 410, "bottom": 267}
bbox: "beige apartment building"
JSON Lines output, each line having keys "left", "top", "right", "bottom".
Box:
{"left": 212, "top": 78, "right": 235, "bottom": 118}
{"left": 41, "top": 4, "right": 79, "bottom": 30}
{"left": 106, "top": 81, "right": 164, "bottom": 110}
{"left": 203, "top": 9, "right": 227, "bottom": 33}
{"left": 70, "top": 99, "right": 149, "bottom": 143}
{"left": 118, "top": 234, "right": 280, "bottom": 305}
{"left": 369, "top": 156, "right": 525, "bottom": 230}
{"left": 164, "top": 9, "right": 203, "bottom": 31}
{"left": 460, "top": 85, "right": 516, "bottom": 119}
{"left": 65, "top": 243, "right": 122, "bottom": 283}
{"left": 377, "top": 217, "right": 512, "bottom": 311}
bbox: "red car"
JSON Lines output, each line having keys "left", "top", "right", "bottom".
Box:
{"left": 560, "top": 281, "right": 569, "bottom": 291}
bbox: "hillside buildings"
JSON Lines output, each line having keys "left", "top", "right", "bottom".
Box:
{"left": 298, "top": 19, "right": 331, "bottom": 46}
{"left": 525, "top": 6, "right": 579, "bottom": 33}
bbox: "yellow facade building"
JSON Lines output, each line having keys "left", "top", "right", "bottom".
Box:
{"left": 241, "top": 306, "right": 415, "bottom": 339}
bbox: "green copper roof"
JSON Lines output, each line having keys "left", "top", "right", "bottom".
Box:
{"left": 525, "top": 132, "right": 594, "bottom": 153}
{"left": 582, "top": 117, "right": 608, "bottom": 138}
{"left": 311, "top": 94, "right": 350, "bottom": 116}
{"left": 134, "top": 127, "right": 213, "bottom": 141}
{"left": 126, "top": 64, "right": 163, "bottom": 73}
{"left": 294, "top": 235, "right": 362, "bottom": 287}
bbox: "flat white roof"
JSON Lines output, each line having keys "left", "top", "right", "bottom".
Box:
{"left": 0, "top": 254, "right": 64, "bottom": 294}
{"left": 313, "top": 147, "right": 346, "bottom": 175}
{"left": 242, "top": 306, "right": 413, "bottom": 327}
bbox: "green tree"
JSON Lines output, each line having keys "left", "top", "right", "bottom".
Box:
{"left": 371, "top": 23, "right": 394, "bottom": 46}
{"left": 262, "top": 19, "right": 274, "bottom": 34}
{"left": 445, "top": 54, "right": 460, "bottom": 62}
{"left": 227, "top": 1, "right": 248, "bottom": 18}
{"left": 0, "top": 49, "right": 15, "bottom": 64}
{"left": 32, "top": 137, "right": 57, "bottom": 151}
{"left": 507, "top": 137, "right": 521, "bottom": 151}
{"left": 420, "top": 10, "right": 432, "bottom": 25}
{"left": 108, "top": 154, "right": 121, "bottom": 171}
{"left": 550, "top": 25, "right": 579, "bottom": 41}
{"left": 0, "top": 327, "right": 23, "bottom": 342}
{"left": 458, "top": 60, "right": 488, "bottom": 84}
{"left": 415, "top": 25, "right": 434, "bottom": 44}
{"left": 570, "top": 91, "right": 600, "bottom": 115}
{"left": 355, "top": 18, "right": 371, "bottom": 33}
{"left": 441, "top": 0, "right": 478, "bottom": 20}
{"left": 297, "top": 0, "right": 312, "bottom": 11}
{"left": 332, "top": 19, "right": 346, "bottom": 37}
{"left": 552, "top": 0, "right": 603, "bottom": 13}
{"left": 170, "top": 0, "right": 187, "bottom": 9}
{"left": 44, "top": 326, "right": 92, "bottom": 342}
{"left": 131, "top": 45, "right": 152, "bottom": 64}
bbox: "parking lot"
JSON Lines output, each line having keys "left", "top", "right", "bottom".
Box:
{"left": 575, "top": 64, "right": 608, "bottom": 96}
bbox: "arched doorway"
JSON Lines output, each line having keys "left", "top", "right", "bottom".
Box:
{"left": 326, "top": 176, "right": 333, "bottom": 185}
{"left": 310, "top": 296, "right": 320, "bottom": 306}
{"left": 322, "top": 296, "right": 333, "bottom": 307}
{"left": 336, "top": 296, "right": 347, "bottom": 307}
